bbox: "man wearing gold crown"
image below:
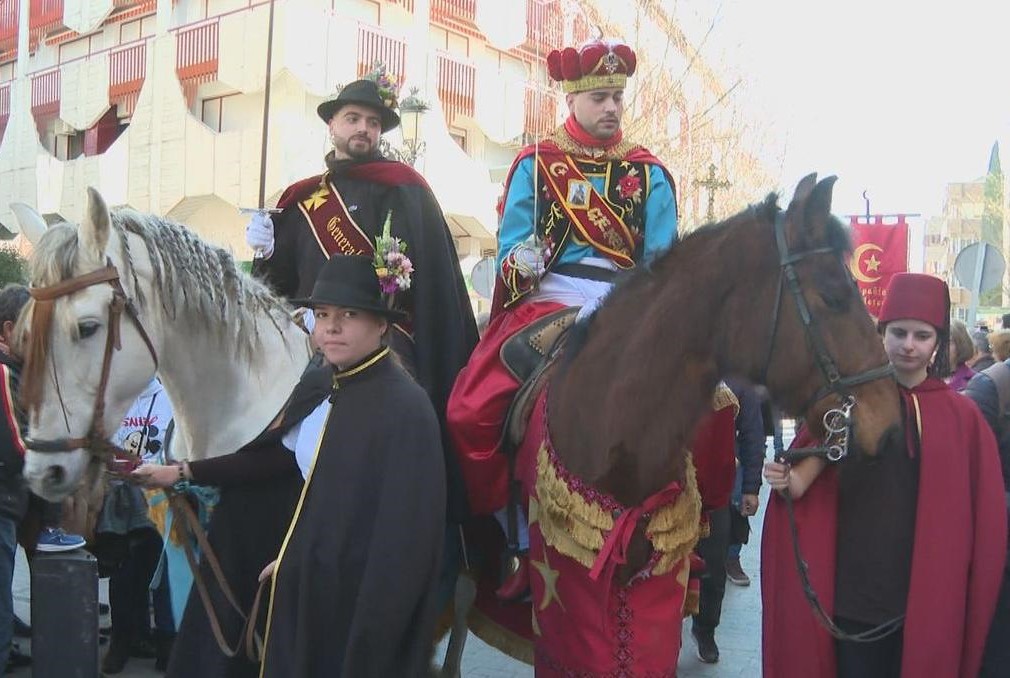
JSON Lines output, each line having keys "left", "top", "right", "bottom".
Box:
{"left": 447, "top": 39, "right": 681, "bottom": 595}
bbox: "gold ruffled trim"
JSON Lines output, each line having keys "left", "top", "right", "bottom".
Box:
{"left": 647, "top": 455, "right": 702, "bottom": 576}
{"left": 535, "top": 443, "right": 613, "bottom": 569}
{"left": 547, "top": 125, "right": 642, "bottom": 162}
{"left": 712, "top": 381, "right": 739, "bottom": 415}
{"left": 534, "top": 444, "right": 702, "bottom": 577}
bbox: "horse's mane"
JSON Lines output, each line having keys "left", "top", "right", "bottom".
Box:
{"left": 24, "top": 209, "right": 293, "bottom": 356}
{"left": 562, "top": 193, "right": 852, "bottom": 362}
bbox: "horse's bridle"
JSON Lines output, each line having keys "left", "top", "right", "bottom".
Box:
{"left": 762, "top": 211, "right": 905, "bottom": 643}
{"left": 23, "top": 262, "right": 159, "bottom": 466}
{"left": 761, "top": 211, "right": 895, "bottom": 463}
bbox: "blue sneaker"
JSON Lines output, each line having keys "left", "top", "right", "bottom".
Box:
{"left": 36, "top": 527, "right": 86, "bottom": 553}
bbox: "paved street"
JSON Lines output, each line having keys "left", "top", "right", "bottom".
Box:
{"left": 10, "top": 432, "right": 787, "bottom": 677}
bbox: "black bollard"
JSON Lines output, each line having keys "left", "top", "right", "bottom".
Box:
{"left": 31, "top": 550, "right": 99, "bottom": 678}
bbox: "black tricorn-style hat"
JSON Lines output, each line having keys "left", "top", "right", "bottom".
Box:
{"left": 316, "top": 79, "right": 400, "bottom": 132}
{"left": 291, "top": 255, "right": 406, "bottom": 321}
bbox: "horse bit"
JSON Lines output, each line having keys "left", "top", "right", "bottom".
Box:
{"left": 23, "top": 261, "right": 159, "bottom": 469}
{"left": 761, "top": 211, "right": 904, "bottom": 643}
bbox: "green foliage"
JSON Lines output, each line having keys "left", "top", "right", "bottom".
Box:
{"left": 0, "top": 247, "right": 27, "bottom": 286}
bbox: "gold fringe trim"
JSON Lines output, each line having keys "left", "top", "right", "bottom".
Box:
{"left": 647, "top": 455, "right": 702, "bottom": 576}
{"left": 547, "top": 126, "right": 642, "bottom": 162}
{"left": 466, "top": 604, "right": 535, "bottom": 666}
{"left": 534, "top": 444, "right": 702, "bottom": 577}
{"left": 712, "top": 381, "right": 739, "bottom": 415}
{"left": 535, "top": 443, "right": 613, "bottom": 569}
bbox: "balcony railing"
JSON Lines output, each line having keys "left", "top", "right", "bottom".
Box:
{"left": 0, "top": 81, "right": 9, "bottom": 142}
{"left": 436, "top": 51, "right": 475, "bottom": 124}
{"left": 0, "top": 0, "right": 17, "bottom": 45}
{"left": 524, "top": 83, "right": 556, "bottom": 137}
{"left": 525, "top": 0, "right": 562, "bottom": 51}
{"left": 29, "top": 0, "right": 63, "bottom": 38}
{"left": 110, "top": 41, "right": 146, "bottom": 117}
{"left": 31, "top": 68, "right": 60, "bottom": 115}
{"left": 356, "top": 23, "right": 406, "bottom": 83}
{"left": 382, "top": 0, "right": 414, "bottom": 12}
{"left": 431, "top": 0, "right": 475, "bottom": 24}
{"left": 176, "top": 20, "right": 219, "bottom": 102}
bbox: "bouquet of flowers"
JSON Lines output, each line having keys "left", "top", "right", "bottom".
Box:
{"left": 374, "top": 210, "right": 413, "bottom": 302}
{"left": 365, "top": 62, "right": 399, "bottom": 111}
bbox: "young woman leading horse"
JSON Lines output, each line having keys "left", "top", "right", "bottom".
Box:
{"left": 467, "top": 174, "right": 904, "bottom": 675}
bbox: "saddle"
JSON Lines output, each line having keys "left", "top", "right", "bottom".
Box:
{"left": 500, "top": 307, "right": 580, "bottom": 451}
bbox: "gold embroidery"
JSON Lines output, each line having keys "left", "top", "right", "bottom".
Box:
{"left": 303, "top": 187, "right": 329, "bottom": 211}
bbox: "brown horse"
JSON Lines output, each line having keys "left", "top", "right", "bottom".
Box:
{"left": 486, "top": 174, "right": 904, "bottom": 673}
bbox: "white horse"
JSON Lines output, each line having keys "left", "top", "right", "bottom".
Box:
{"left": 11, "top": 187, "right": 313, "bottom": 501}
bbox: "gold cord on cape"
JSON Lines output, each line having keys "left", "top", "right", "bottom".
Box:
{"left": 712, "top": 381, "right": 740, "bottom": 416}
{"left": 547, "top": 125, "right": 642, "bottom": 161}
{"left": 534, "top": 444, "right": 702, "bottom": 576}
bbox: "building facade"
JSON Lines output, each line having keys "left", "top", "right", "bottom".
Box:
{"left": 0, "top": 0, "right": 772, "bottom": 302}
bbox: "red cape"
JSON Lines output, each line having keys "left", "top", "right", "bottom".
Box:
{"left": 762, "top": 378, "right": 1007, "bottom": 678}
{"left": 276, "top": 161, "right": 431, "bottom": 210}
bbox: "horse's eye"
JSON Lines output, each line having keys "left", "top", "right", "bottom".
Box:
{"left": 77, "top": 321, "right": 99, "bottom": 339}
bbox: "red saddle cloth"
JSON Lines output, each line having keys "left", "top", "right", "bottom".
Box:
{"left": 520, "top": 393, "right": 699, "bottom": 677}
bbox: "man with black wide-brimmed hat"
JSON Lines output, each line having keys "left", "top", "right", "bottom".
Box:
{"left": 239, "top": 68, "right": 477, "bottom": 664}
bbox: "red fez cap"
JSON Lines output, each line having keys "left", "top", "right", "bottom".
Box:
{"left": 546, "top": 40, "right": 637, "bottom": 94}
{"left": 878, "top": 273, "right": 950, "bottom": 332}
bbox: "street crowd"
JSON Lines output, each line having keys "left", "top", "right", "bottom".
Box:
{"left": 0, "top": 37, "right": 1004, "bottom": 678}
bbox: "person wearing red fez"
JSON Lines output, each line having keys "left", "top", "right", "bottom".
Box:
{"left": 446, "top": 39, "right": 682, "bottom": 600}
{"left": 762, "top": 272, "right": 1007, "bottom": 678}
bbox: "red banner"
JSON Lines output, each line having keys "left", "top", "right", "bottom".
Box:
{"left": 848, "top": 215, "right": 909, "bottom": 316}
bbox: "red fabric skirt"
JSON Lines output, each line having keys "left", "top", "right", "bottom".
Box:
{"left": 446, "top": 300, "right": 564, "bottom": 515}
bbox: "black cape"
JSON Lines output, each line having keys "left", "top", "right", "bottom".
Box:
{"left": 260, "top": 350, "right": 446, "bottom": 677}
{"left": 253, "top": 154, "right": 477, "bottom": 523}
{"left": 166, "top": 361, "right": 332, "bottom": 678}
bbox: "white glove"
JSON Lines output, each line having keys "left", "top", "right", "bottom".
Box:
{"left": 511, "top": 243, "right": 546, "bottom": 278}
{"left": 245, "top": 212, "right": 275, "bottom": 259}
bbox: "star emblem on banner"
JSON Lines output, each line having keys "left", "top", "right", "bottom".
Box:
{"left": 850, "top": 243, "right": 884, "bottom": 284}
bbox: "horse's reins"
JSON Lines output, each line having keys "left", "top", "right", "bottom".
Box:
{"left": 24, "top": 263, "right": 158, "bottom": 464}
{"left": 23, "top": 262, "right": 263, "bottom": 660}
{"left": 761, "top": 211, "right": 904, "bottom": 643}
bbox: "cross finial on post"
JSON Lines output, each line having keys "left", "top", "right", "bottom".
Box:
{"left": 693, "top": 163, "right": 731, "bottom": 222}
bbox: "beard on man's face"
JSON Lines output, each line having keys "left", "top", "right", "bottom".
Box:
{"left": 333, "top": 133, "right": 377, "bottom": 159}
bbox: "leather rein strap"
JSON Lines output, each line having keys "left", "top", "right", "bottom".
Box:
{"left": 24, "top": 264, "right": 158, "bottom": 464}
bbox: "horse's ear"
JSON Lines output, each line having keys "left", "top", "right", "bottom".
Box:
{"left": 9, "top": 203, "right": 48, "bottom": 246}
{"left": 79, "top": 187, "right": 111, "bottom": 261}
{"left": 803, "top": 176, "right": 838, "bottom": 242}
{"left": 784, "top": 173, "right": 820, "bottom": 248}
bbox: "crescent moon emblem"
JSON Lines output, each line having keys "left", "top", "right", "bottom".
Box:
{"left": 549, "top": 162, "right": 568, "bottom": 177}
{"left": 850, "top": 243, "right": 884, "bottom": 284}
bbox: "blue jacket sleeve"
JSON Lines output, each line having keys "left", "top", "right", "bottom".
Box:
{"left": 964, "top": 371, "right": 1000, "bottom": 434}
{"left": 496, "top": 158, "right": 537, "bottom": 272}
{"left": 642, "top": 164, "right": 678, "bottom": 261}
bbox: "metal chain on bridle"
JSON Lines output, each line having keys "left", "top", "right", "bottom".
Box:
{"left": 762, "top": 211, "right": 904, "bottom": 643}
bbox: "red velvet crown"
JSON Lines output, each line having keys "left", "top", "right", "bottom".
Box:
{"left": 546, "top": 40, "right": 637, "bottom": 93}
{"left": 878, "top": 273, "right": 950, "bottom": 332}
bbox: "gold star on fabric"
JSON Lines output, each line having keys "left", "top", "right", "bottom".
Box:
{"left": 531, "top": 547, "right": 564, "bottom": 612}
{"left": 303, "top": 187, "right": 329, "bottom": 211}
{"left": 864, "top": 254, "right": 882, "bottom": 272}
